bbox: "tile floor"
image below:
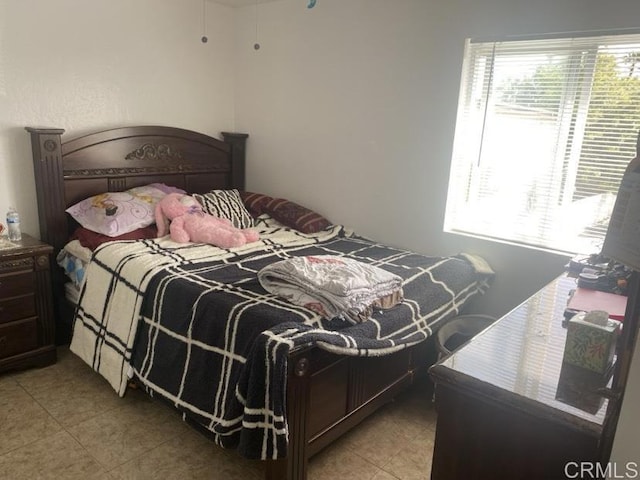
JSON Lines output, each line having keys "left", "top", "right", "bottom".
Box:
{"left": 0, "top": 347, "right": 436, "bottom": 479}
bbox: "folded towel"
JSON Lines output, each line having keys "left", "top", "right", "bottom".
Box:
{"left": 258, "top": 255, "right": 404, "bottom": 323}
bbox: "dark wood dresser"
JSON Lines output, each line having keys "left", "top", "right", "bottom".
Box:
{"left": 429, "top": 275, "right": 614, "bottom": 480}
{"left": 0, "top": 233, "right": 56, "bottom": 372}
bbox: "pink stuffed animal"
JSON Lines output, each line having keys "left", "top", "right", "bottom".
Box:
{"left": 155, "top": 193, "right": 259, "bottom": 248}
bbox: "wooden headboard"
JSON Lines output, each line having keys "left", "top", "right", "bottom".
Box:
{"left": 25, "top": 125, "right": 248, "bottom": 343}
{"left": 25, "top": 125, "right": 248, "bottom": 254}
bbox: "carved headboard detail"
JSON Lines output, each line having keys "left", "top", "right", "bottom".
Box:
{"left": 124, "top": 143, "right": 184, "bottom": 162}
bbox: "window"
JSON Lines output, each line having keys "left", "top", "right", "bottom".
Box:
{"left": 444, "top": 33, "right": 640, "bottom": 254}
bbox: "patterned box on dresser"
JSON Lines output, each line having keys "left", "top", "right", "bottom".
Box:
{"left": 563, "top": 311, "right": 621, "bottom": 375}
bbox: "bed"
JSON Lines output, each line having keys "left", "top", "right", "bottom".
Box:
{"left": 25, "top": 125, "right": 493, "bottom": 480}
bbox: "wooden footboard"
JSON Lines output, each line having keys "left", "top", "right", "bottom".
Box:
{"left": 267, "top": 338, "right": 434, "bottom": 480}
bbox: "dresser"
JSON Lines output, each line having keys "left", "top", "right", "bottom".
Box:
{"left": 429, "top": 275, "right": 616, "bottom": 480}
{"left": 0, "top": 234, "right": 56, "bottom": 372}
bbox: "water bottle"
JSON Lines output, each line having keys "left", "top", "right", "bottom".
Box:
{"left": 6, "top": 207, "right": 21, "bottom": 241}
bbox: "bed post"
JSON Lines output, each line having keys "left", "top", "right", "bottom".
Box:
{"left": 265, "top": 354, "right": 311, "bottom": 480}
{"left": 25, "top": 127, "right": 71, "bottom": 345}
{"left": 24, "top": 127, "right": 67, "bottom": 251}
{"left": 221, "top": 132, "right": 248, "bottom": 191}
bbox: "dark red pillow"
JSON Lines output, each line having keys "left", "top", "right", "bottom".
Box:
{"left": 240, "top": 191, "right": 272, "bottom": 217}
{"left": 240, "top": 191, "right": 331, "bottom": 233}
{"left": 70, "top": 225, "right": 158, "bottom": 251}
{"left": 266, "top": 198, "right": 331, "bottom": 233}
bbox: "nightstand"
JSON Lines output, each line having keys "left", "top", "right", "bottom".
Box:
{"left": 0, "top": 233, "right": 56, "bottom": 372}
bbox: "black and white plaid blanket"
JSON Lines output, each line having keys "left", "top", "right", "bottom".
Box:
{"left": 70, "top": 216, "right": 492, "bottom": 460}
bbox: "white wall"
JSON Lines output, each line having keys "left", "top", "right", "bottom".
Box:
{"left": 233, "top": 0, "right": 640, "bottom": 316}
{"left": 0, "top": 0, "right": 236, "bottom": 238}
{"left": 231, "top": 0, "right": 640, "bottom": 462}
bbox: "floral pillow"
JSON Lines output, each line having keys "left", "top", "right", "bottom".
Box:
{"left": 66, "top": 184, "right": 179, "bottom": 237}
{"left": 56, "top": 240, "right": 92, "bottom": 289}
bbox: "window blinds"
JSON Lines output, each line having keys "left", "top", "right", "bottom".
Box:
{"left": 444, "top": 33, "right": 640, "bottom": 254}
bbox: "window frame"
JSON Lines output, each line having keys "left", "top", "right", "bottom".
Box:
{"left": 444, "top": 32, "right": 640, "bottom": 255}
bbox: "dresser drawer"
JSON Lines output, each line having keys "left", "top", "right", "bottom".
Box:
{"left": 0, "top": 235, "right": 55, "bottom": 372}
{"left": 0, "top": 294, "right": 36, "bottom": 324}
{"left": 0, "top": 318, "right": 38, "bottom": 359}
{"left": 0, "top": 271, "right": 35, "bottom": 298}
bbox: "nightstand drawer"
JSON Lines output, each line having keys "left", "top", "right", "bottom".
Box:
{"left": 0, "top": 234, "right": 55, "bottom": 372}
{"left": 0, "top": 318, "right": 38, "bottom": 359}
{"left": 0, "top": 271, "right": 35, "bottom": 298}
{"left": 0, "top": 294, "right": 36, "bottom": 324}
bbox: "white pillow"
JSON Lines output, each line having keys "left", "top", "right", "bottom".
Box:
{"left": 66, "top": 184, "right": 167, "bottom": 237}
